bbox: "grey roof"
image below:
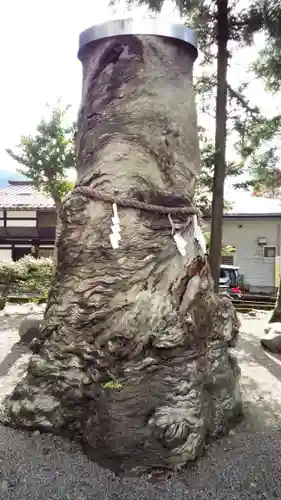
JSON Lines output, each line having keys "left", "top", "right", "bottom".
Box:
{"left": 225, "top": 191, "right": 281, "bottom": 217}
{"left": 0, "top": 182, "right": 279, "bottom": 216}
{"left": 0, "top": 182, "right": 55, "bottom": 211}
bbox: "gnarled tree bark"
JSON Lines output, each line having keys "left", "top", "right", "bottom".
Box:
{"left": 269, "top": 277, "right": 281, "bottom": 323}
{"left": 2, "top": 20, "right": 242, "bottom": 474}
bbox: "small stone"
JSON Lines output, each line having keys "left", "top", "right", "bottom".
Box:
{"left": 18, "top": 314, "right": 43, "bottom": 344}
{"left": 248, "top": 310, "right": 257, "bottom": 317}
{"left": 261, "top": 323, "right": 281, "bottom": 353}
{"left": 1, "top": 480, "right": 9, "bottom": 491}
{"left": 32, "top": 430, "right": 41, "bottom": 436}
{"left": 229, "top": 429, "right": 235, "bottom": 436}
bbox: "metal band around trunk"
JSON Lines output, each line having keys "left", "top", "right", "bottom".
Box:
{"left": 78, "top": 18, "right": 198, "bottom": 59}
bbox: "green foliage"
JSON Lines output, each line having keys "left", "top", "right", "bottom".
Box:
{"left": 245, "top": 1, "right": 281, "bottom": 92}
{"left": 235, "top": 1, "right": 281, "bottom": 198}
{"left": 235, "top": 114, "right": 281, "bottom": 158}
{"left": 221, "top": 244, "right": 235, "bottom": 257}
{"left": 194, "top": 35, "right": 281, "bottom": 204}
{"left": 204, "top": 231, "right": 235, "bottom": 256}
{"left": 191, "top": 1, "right": 281, "bottom": 204}
{"left": 54, "top": 179, "right": 75, "bottom": 201}
{"left": 233, "top": 112, "right": 281, "bottom": 197}
{"left": 253, "top": 43, "right": 281, "bottom": 93}
{"left": 195, "top": 127, "right": 241, "bottom": 212}
{"left": 232, "top": 0, "right": 281, "bottom": 197}
{"left": 6, "top": 105, "right": 76, "bottom": 206}
{"left": 31, "top": 288, "right": 50, "bottom": 304}
{"left": 0, "top": 256, "right": 54, "bottom": 301}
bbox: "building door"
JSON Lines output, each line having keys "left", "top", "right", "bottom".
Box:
{"left": 12, "top": 246, "right": 31, "bottom": 261}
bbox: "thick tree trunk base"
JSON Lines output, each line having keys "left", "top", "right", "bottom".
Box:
{"left": 269, "top": 298, "right": 281, "bottom": 323}
{"left": 2, "top": 269, "right": 242, "bottom": 473}
{"left": 1, "top": 30, "right": 242, "bottom": 474}
{"left": 269, "top": 310, "right": 281, "bottom": 323}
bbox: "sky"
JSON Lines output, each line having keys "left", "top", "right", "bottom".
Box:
{"left": 0, "top": 0, "right": 182, "bottom": 171}
{"left": 0, "top": 0, "right": 278, "bottom": 193}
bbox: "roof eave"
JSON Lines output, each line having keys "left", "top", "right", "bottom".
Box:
{"left": 0, "top": 206, "right": 56, "bottom": 211}
{"left": 203, "top": 213, "right": 281, "bottom": 220}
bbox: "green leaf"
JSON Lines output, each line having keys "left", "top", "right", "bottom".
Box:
{"left": 6, "top": 104, "right": 76, "bottom": 205}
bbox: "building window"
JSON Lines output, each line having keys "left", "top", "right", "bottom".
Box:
{"left": 263, "top": 246, "right": 276, "bottom": 258}
{"left": 6, "top": 219, "right": 37, "bottom": 227}
{"left": 6, "top": 210, "right": 36, "bottom": 218}
{"left": 5, "top": 210, "right": 37, "bottom": 227}
{"left": 13, "top": 246, "right": 32, "bottom": 261}
{"left": 221, "top": 255, "right": 234, "bottom": 265}
{"left": 38, "top": 247, "right": 54, "bottom": 258}
{"left": 37, "top": 211, "right": 56, "bottom": 227}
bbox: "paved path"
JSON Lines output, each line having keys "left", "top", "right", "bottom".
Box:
{"left": 1, "top": 306, "right": 281, "bottom": 499}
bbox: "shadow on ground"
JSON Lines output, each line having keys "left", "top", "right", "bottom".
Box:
{"left": 1, "top": 388, "right": 280, "bottom": 499}
{"left": 1, "top": 314, "right": 281, "bottom": 499}
{"left": 236, "top": 329, "right": 281, "bottom": 383}
{"left": 0, "top": 342, "right": 28, "bottom": 378}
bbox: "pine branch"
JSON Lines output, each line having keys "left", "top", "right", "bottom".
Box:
{"left": 227, "top": 84, "right": 259, "bottom": 116}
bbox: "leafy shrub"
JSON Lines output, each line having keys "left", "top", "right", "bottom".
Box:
{"left": 0, "top": 256, "right": 54, "bottom": 300}
{"left": 204, "top": 231, "right": 235, "bottom": 256}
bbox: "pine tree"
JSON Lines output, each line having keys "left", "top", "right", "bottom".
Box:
{"left": 233, "top": 1, "right": 281, "bottom": 198}
{"left": 242, "top": 1, "right": 281, "bottom": 323}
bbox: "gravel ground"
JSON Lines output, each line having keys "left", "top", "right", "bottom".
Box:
{"left": 1, "top": 305, "right": 281, "bottom": 499}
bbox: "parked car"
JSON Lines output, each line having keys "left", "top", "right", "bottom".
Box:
{"left": 219, "top": 264, "right": 242, "bottom": 300}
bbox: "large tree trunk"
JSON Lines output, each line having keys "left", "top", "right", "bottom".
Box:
{"left": 2, "top": 20, "right": 242, "bottom": 474}
{"left": 209, "top": 0, "right": 229, "bottom": 292}
{"left": 269, "top": 277, "right": 281, "bottom": 323}
{"left": 52, "top": 200, "right": 62, "bottom": 267}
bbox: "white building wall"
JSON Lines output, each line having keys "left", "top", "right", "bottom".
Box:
{"left": 5, "top": 210, "right": 37, "bottom": 227}
{"left": 0, "top": 246, "right": 12, "bottom": 260}
{"left": 6, "top": 219, "right": 37, "bottom": 227}
{"left": 204, "top": 218, "right": 281, "bottom": 292}
{"left": 6, "top": 211, "right": 36, "bottom": 218}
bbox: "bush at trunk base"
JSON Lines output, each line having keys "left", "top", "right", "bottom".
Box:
{"left": 0, "top": 256, "right": 54, "bottom": 299}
